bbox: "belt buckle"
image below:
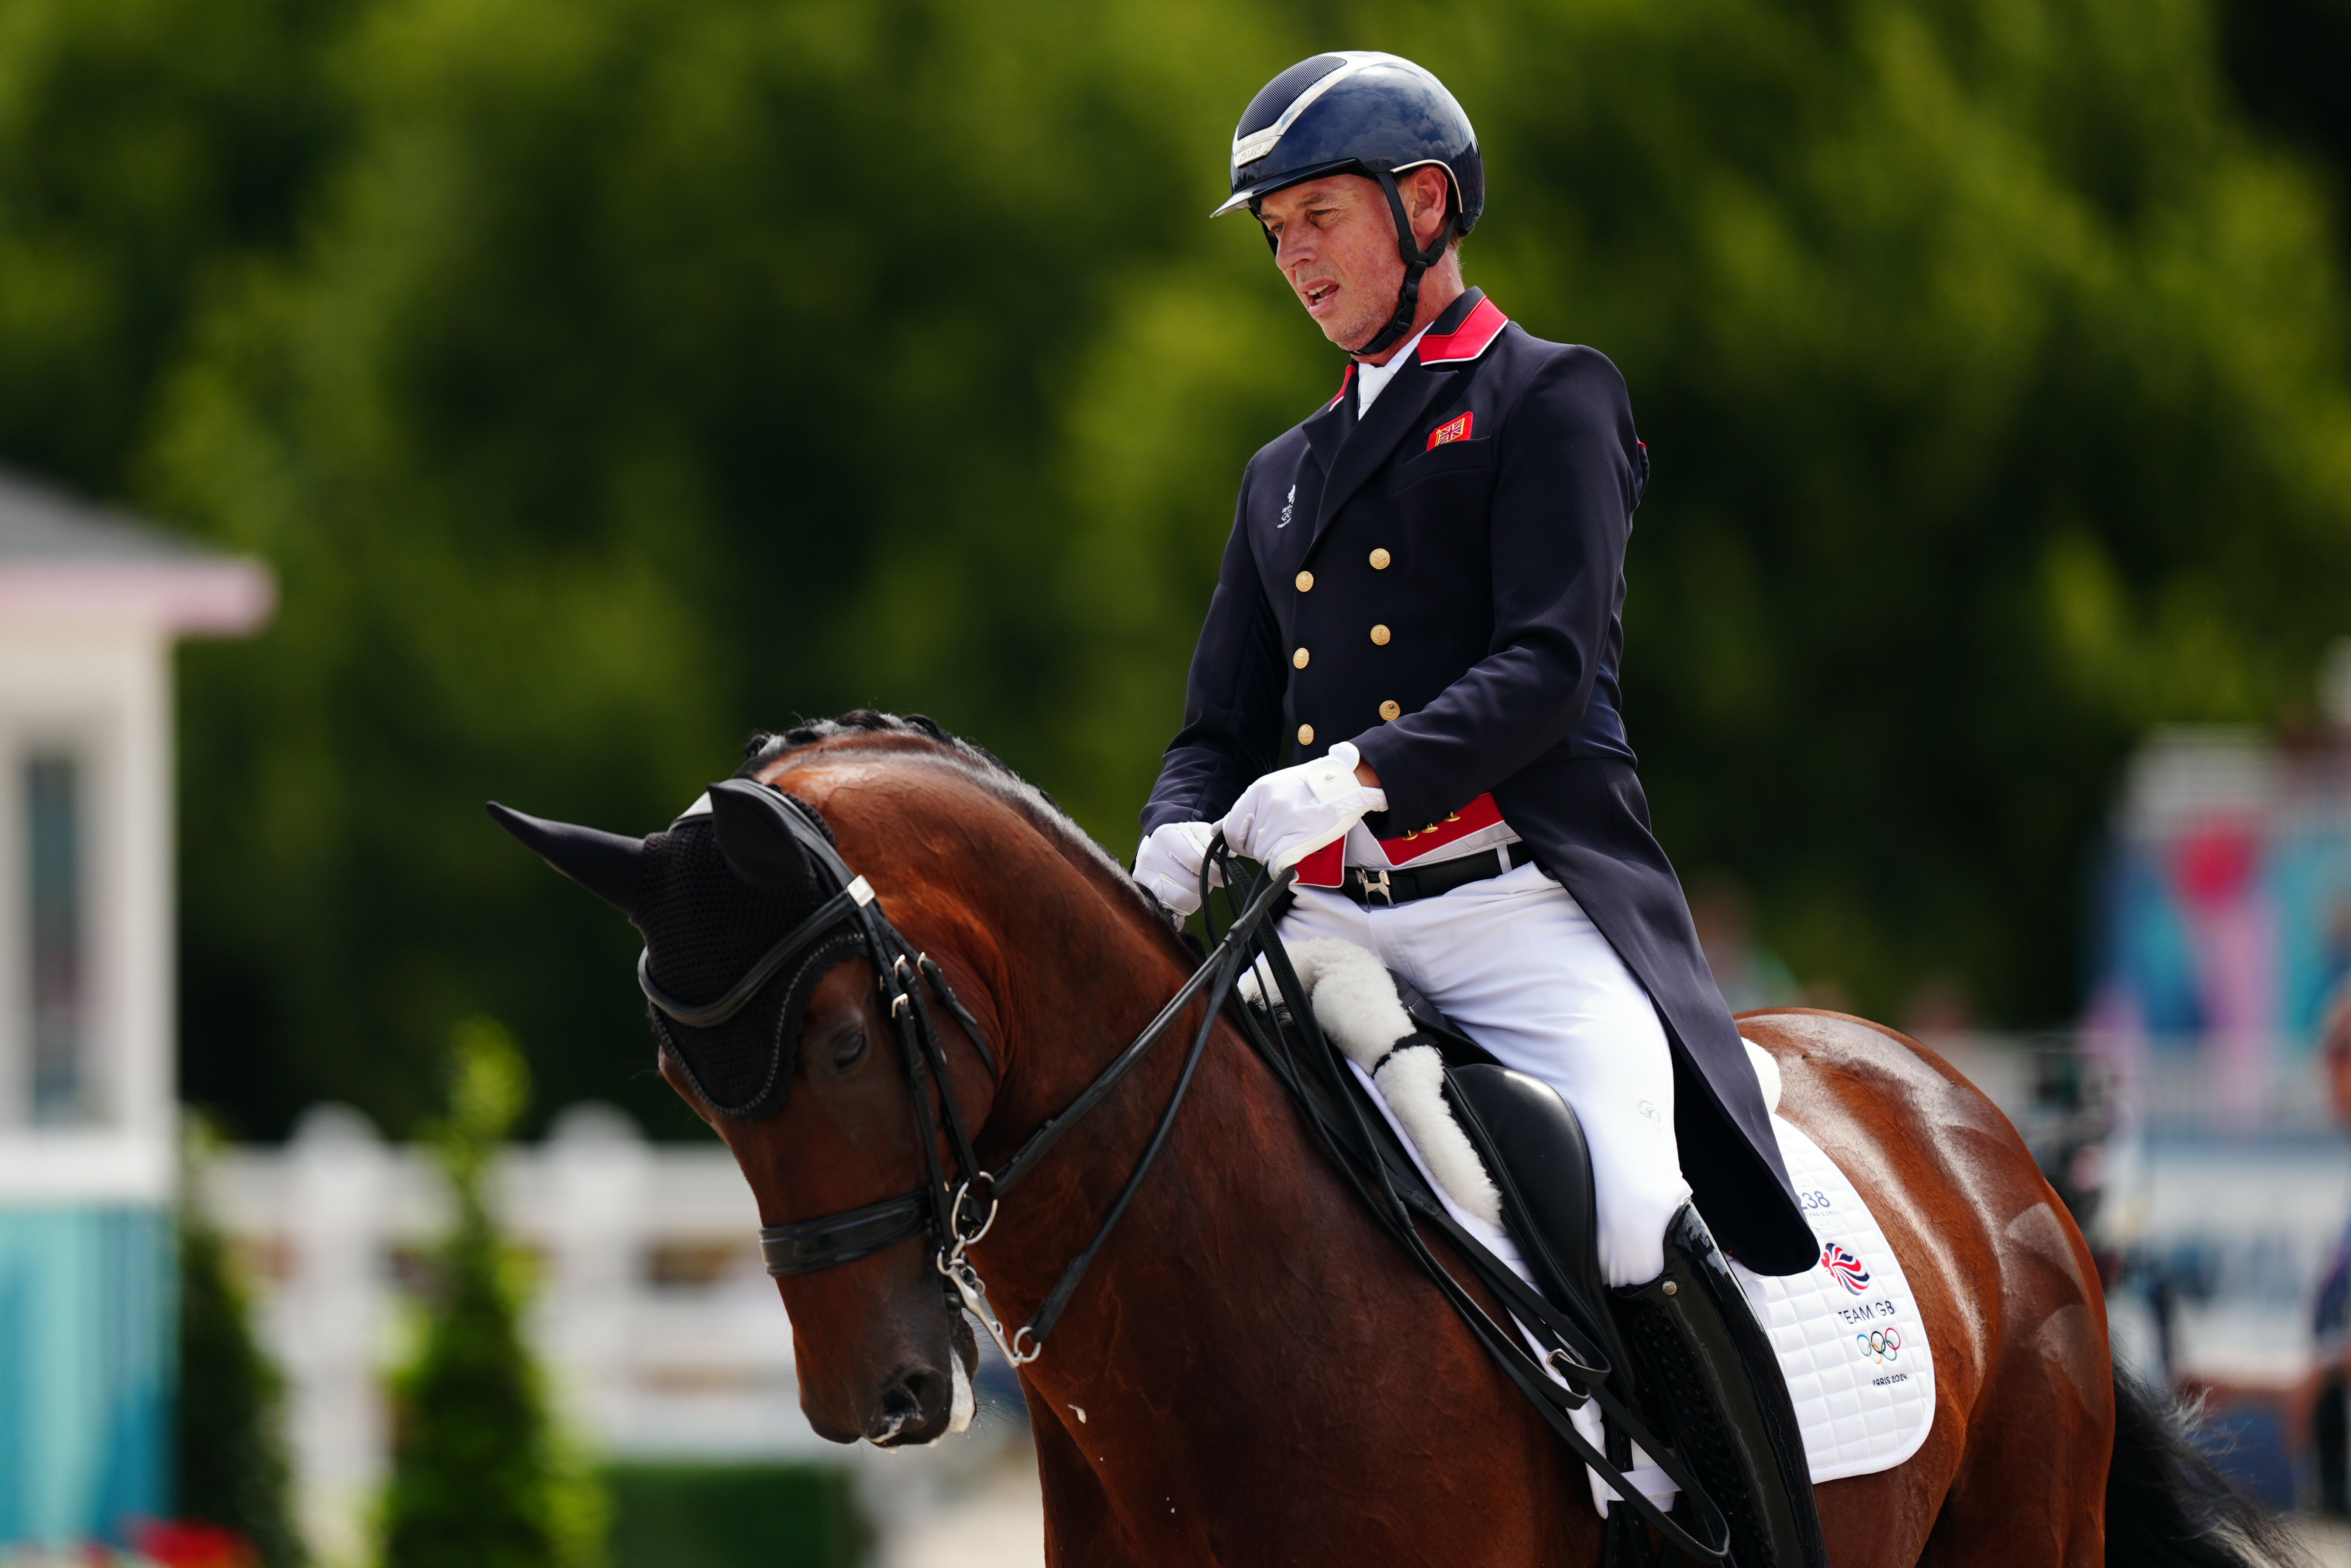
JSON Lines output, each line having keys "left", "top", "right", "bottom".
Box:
{"left": 1356, "top": 868, "right": 1394, "bottom": 907}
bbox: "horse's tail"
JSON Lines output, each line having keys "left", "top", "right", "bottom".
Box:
{"left": 2105, "top": 1360, "right": 2313, "bottom": 1568}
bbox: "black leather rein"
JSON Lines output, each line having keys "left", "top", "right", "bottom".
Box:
{"left": 638, "top": 781, "right": 1290, "bottom": 1365}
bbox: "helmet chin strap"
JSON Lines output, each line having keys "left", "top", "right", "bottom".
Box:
{"left": 1349, "top": 169, "right": 1455, "bottom": 361}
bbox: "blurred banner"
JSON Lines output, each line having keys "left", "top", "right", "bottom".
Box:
{"left": 2089, "top": 651, "right": 2351, "bottom": 1133}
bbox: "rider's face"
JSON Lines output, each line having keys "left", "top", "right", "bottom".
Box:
{"left": 1258, "top": 168, "right": 1450, "bottom": 356}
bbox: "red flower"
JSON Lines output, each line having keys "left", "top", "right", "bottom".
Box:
{"left": 134, "top": 1520, "right": 259, "bottom": 1568}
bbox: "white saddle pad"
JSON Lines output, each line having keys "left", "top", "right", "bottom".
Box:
{"left": 1575, "top": 1098, "right": 1937, "bottom": 1515}
{"left": 1733, "top": 1108, "right": 1936, "bottom": 1485}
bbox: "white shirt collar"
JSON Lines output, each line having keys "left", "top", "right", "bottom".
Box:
{"left": 1354, "top": 322, "right": 1434, "bottom": 417}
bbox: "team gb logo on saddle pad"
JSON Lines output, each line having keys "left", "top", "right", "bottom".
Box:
{"left": 1822, "top": 1241, "right": 1872, "bottom": 1294}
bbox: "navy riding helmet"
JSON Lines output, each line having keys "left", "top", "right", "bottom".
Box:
{"left": 1215, "top": 53, "right": 1485, "bottom": 358}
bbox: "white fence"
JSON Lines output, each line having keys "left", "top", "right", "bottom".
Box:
{"left": 205, "top": 1102, "right": 995, "bottom": 1565}
{"left": 211, "top": 1040, "right": 2351, "bottom": 1559}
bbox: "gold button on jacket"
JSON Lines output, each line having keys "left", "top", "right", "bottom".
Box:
{"left": 1297, "top": 724, "right": 1314, "bottom": 746}
{"left": 1292, "top": 647, "right": 1310, "bottom": 669}
{"left": 1369, "top": 624, "right": 1391, "bottom": 646}
{"left": 1295, "top": 570, "right": 1314, "bottom": 592}
{"left": 1369, "top": 547, "right": 1392, "bottom": 570}
{"left": 1379, "top": 700, "right": 1402, "bottom": 721}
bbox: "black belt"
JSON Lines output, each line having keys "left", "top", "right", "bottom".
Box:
{"left": 1329, "top": 843, "right": 1534, "bottom": 906}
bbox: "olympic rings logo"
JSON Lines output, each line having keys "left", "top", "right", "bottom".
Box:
{"left": 1856, "top": 1328, "right": 1901, "bottom": 1364}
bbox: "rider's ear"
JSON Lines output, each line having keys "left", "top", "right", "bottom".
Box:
{"left": 708, "top": 778, "right": 816, "bottom": 891}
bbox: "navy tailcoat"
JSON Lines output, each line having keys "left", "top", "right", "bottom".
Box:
{"left": 1142, "top": 287, "right": 1817, "bottom": 1276}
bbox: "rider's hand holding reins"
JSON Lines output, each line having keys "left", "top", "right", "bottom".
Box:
{"left": 1135, "top": 821, "right": 1222, "bottom": 915}
{"left": 1216, "top": 741, "right": 1389, "bottom": 873}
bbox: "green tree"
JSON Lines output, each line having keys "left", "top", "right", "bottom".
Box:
{"left": 380, "top": 1017, "right": 605, "bottom": 1568}
{"left": 150, "top": 0, "right": 2351, "bottom": 1077}
{"left": 176, "top": 1119, "right": 305, "bottom": 1568}
{"left": 0, "top": 0, "right": 2339, "bottom": 1131}
{"left": 150, "top": 0, "right": 1318, "bottom": 1138}
{"left": 2219, "top": 0, "right": 2351, "bottom": 243}
{"left": 1034, "top": 0, "right": 2351, "bottom": 1016}
{"left": 603, "top": 1463, "right": 868, "bottom": 1568}
{"left": 0, "top": 0, "right": 347, "bottom": 493}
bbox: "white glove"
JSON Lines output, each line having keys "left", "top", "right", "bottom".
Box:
{"left": 1134, "top": 821, "right": 1221, "bottom": 915}
{"left": 1216, "top": 741, "right": 1389, "bottom": 873}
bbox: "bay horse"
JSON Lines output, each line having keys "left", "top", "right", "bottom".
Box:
{"left": 517, "top": 715, "right": 2294, "bottom": 1566}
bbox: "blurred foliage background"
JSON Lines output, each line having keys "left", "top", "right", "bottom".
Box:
{"left": 0, "top": 0, "right": 2344, "bottom": 1138}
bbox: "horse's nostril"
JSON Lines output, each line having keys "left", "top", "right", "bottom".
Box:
{"left": 867, "top": 1367, "right": 948, "bottom": 1445}
{"left": 901, "top": 1368, "right": 948, "bottom": 1416}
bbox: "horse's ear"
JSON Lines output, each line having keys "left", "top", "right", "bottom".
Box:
{"left": 486, "top": 802, "right": 644, "bottom": 914}
{"left": 707, "top": 778, "right": 816, "bottom": 891}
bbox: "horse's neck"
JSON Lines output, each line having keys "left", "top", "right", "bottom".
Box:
{"left": 971, "top": 888, "right": 1216, "bottom": 1173}
{"left": 967, "top": 882, "right": 1381, "bottom": 1421}
{"left": 945, "top": 856, "right": 1582, "bottom": 1558}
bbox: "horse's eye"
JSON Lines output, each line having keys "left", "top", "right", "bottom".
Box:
{"left": 832, "top": 1027, "right": 869, "bottom": 1072}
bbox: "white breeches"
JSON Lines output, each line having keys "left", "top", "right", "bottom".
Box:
{"left": 1278, "top": 861, "right": 1692, "bottom": 1286}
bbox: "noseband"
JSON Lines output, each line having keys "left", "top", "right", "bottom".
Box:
{"left": 639, "top": 784, "right": 1286, "bottom": 1366}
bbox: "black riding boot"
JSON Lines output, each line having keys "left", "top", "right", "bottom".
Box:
{"left": 1614, "top": 1204, "right": 1827, "bottom": 1568}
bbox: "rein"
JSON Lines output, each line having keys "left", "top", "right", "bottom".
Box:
{"left": 645, "top": 792, "right": 1728, "bottom": 1559}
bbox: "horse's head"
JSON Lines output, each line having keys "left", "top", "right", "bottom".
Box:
{"left": 490, "top": 731, "right": 1023, "bottom": 1448}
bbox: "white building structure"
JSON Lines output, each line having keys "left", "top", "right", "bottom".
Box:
{"left": 0, "top": 467, "right": 271, "bottom": 1549}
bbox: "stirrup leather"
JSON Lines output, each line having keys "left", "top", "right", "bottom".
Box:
{"left": 1616, "top": 1205, "right": 1828, "bottom": 1568}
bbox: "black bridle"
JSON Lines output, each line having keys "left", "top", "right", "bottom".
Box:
{"left": 638, "top": 784, "right": 1289, "bottom": 1365}
{"left": 641, "top": 789, "right": 1730, "bottom": 1560}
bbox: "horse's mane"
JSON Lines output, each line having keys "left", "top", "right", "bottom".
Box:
{"left": 739, "top": 710, "right": 1186, "bottom": 951}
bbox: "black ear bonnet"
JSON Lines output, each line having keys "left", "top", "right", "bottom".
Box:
{"left": 631, "top": 790, "right": 866, "bottom": 1120}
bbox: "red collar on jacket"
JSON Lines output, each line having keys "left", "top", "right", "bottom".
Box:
{"left": 1323, "top": 292, "right": 1507, "bottom": 407}
{"left": 1418, "top": 296, "right": 1508, "bottom": 366}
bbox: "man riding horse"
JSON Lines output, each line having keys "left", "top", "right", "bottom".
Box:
{"left": 1133, "top": 52, "right": 1829, "bottom": 1566}
{"left": 482, "top": 58, "right": 2264, "bottom": 1554}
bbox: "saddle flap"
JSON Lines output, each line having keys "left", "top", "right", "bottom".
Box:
{"left": 1442, "top": 1064, "right": 1612, "bottom": 1342}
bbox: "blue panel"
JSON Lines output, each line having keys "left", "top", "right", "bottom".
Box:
{"left": 0, "top": 1207, "right": 173, "bottom": 1548}
{"left": 2102, "top": 843, "right": 2204, "bottom": 1038}
{"left": 2271, "top": 825, "right": 2351, "bottom": 1048}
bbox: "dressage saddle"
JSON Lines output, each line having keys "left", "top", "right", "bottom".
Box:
{"left": 1391, "top": 981, "right": 1829, "bottom": 1568}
